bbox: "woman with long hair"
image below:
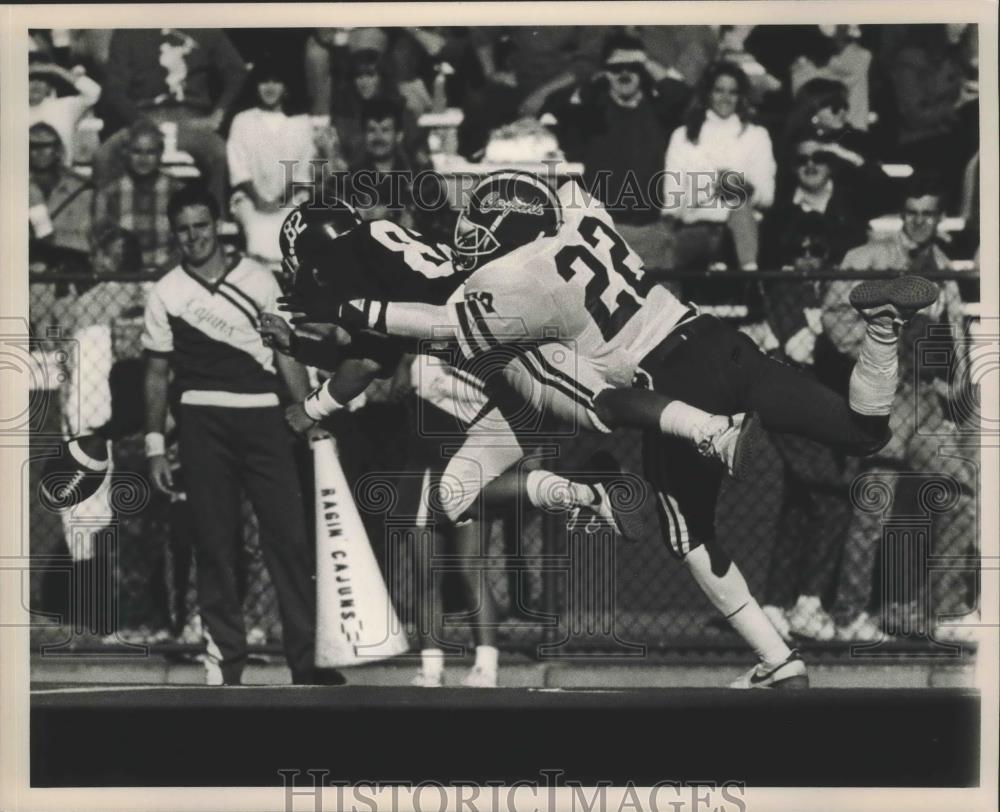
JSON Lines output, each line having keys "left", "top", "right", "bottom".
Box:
{"left": 664, "top": 60, "right": 775, "bottom": 270}
{"left": 227, "top": 56, "right": 319, "bottom": 264}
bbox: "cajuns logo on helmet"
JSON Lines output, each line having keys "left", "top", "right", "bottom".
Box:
{"left": 478, "top": 191, "right": 545, "bottom": 217}
{"left": 453, "top": 171, "right": 562, "bottom": 271}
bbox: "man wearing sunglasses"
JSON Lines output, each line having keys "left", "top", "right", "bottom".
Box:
{"left": 553, "top": 33, "right": 689, "bottom": 271}
{"left": 760, "top": 135, "right": 867, "bottom": 270}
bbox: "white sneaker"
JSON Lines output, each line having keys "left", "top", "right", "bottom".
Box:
{"left": 934, "top": 610, "right": 982, "bottom": 644}
{"left": 461, "top": 665, "right": 498, "bottom": 688}
{"left": 729, "top": 650, "right": 808, "bottom": 689}
{"left": 246, "top": 626, "right": 268, "bottom": 646}
{"left": 696, "top": 412, "right": 765, "bottom": 481}
{"left": 786, "top": 595, "right": 836, "bottom": 642}
{"left": 835, "top": 612, "right": 886, "bottom": 642}
{"left": 762, "top": 604, "right": 792, "bottom": 643}
{"left": 410, "top": 670, "right": 443, "bottom": 688}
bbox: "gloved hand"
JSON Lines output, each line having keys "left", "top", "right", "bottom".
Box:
{"left": 277, "top": 293, "right": 369, "bottom": 331}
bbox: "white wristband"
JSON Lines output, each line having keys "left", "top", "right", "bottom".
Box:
{"left": 144, "top": 432, "right": 166, "bottom": 458}
{"left": 303, "top": 382, "right": 345, "bottom": 421}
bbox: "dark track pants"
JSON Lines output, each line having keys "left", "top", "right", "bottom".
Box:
{"left": 179, "top": 404, "right": 315, "bottom": 684}
{"left": 640, "top": 315, "right": 890, "bottom": 557}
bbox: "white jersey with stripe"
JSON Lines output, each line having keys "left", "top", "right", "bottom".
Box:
{"left": 452, "top": 180, "right": 690, "bottom": 388}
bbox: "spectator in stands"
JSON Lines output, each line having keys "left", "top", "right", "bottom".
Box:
{"left": 554, "top": 33, "right": 689, "bottom": 270}
{"left": 787, "top": 26, "right": 873, "bottom": 132}
{"left": 227, "top": 56, "right": 318, "bottom": 264}
{"left": 329, "top": 46, "right": 427, "bottom": 171}
{"left": 759, "top": 134, "right": 868, "bottom": 269}
{"left": 624, "top": 25, "right": 719, "bottom": 88}
{"left": 29, "top": 58, "right": 101, "bottom": 167}
{"left": 95, "top": 28, "right": 248, "bottom": 209}
{"left": 29, "top": 122, "right": 93, "bottom": 266}
{"left": 821, "top": 174, "right": 970, "bottom": 640}
{"left": 92, "top": 119, "right": 183, "bottom": 271}
{"left": 457, "top": 26, "right": 606, "bottom": 159}
{"left": 754, "top": 215, "right": 853, "bottom": 642}
{"left": 305, "top": 28, "right": 390, "bottom": 117}
{"left": 663, "top": 60, "right": 775, "bottom": 270}
{"left": 342, "top": 98, "right": 450, "bottom": 235}
{"left": 778, "top": 78, "right": 892, "bottom": 214}
{"left": 879, "top": 25, "right": 975, "bottom": 208}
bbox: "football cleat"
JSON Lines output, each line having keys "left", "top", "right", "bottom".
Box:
{"left": 564, "top": 452, "right": 648, "bottom": 541}
{"left": 410, "top": 670, "right": 444, "bottom": 688}
{"left": 696, "top": 412, "right": 765, "bottom": 481}
{"left": 849, "top": 275, "right": 939, "bottom": 329}
{"left": 729, "top": 649, "right": 809, "bottom": 689}
{"left": 460, "top": 665, "right": 498, "bottom": 688}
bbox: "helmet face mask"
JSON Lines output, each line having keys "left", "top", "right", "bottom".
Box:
{"left": 453, "top": 172, "right": 562, "bottom": 271}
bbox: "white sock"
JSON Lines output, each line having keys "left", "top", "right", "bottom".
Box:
{"left": 524, "top": 470, "right": 595, "bottom": 510}
{"left": 474, "top": 645, "right": 498, "bottom": 672}
{"left": 421, "top": 648, "right": 444, "bottom": 678}
{"left": 658, "top": 401, "right": 718, "bottom": 442}
{"left": 683, "top": 546, "right": 790, "bottom": 667}
{"left": 849, "top": 322, "right": 899, "bottom": 416}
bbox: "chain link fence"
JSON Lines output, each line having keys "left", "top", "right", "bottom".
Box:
{"left": 26, "top": 267, "right": 982, "bottom": 657}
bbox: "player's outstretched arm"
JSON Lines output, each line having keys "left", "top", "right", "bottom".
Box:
{"left": 286, "top": 357, "right": 386, "bottom": 434}
{"left": 335, "top": 300, "right": 456, "bottom": 341}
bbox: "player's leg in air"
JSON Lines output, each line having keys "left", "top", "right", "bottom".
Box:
{"left": 627, "top": 275, "right": 939, "bottom": 688}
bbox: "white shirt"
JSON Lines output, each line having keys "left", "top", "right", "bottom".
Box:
{"left": 28, "top": 74, "right": 101, "bottom": 166}
{"left": 664, "top": 110, "right": 776, "bottom": 224}
{"left": 792, "top": 180, "right": 835, "bottom": 213}
{"left": 227, "top": 108, "right": 317, "bottom": 203}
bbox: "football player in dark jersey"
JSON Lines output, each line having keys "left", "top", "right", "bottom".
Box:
{"left": 264, "top": 200, "right": 646, "bottom": 687}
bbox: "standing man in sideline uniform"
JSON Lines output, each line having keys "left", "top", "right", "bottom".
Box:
{"left": 142, "top": 184, "right": 343, "bottom": 686}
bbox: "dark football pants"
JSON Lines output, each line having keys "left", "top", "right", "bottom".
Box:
{"left": 640, "top": 315, "right": 890, "bottom": 559}
{"left": 179, "top": 404, "right": 315, "bottom": 684}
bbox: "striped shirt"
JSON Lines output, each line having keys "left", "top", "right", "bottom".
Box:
{"left": 93, "top": 173, "right": 182, "bottom": 270}
{"left": 142, "top": 256, "right": 282, "bottom": 406}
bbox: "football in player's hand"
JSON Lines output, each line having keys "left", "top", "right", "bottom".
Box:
{"left": 39, "top": 434, "right": 110, "bottom": 511}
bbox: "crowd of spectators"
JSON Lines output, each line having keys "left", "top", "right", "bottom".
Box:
{"left": 27, "top": 24, "right": 981, "bottom": 651}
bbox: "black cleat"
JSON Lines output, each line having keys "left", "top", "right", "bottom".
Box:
{"left": 574, "top": 451, "right": 649, "bottom": 542}
{"left": 849, "top": 275, "right": 939, "bottom": 325}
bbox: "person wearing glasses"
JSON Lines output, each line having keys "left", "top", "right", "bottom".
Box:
{"left": 29, "top": 123, "right": 94, "bottom": 263}
{"left": 759, "top": 134, "right": 867, "bottom": 271}
{"left": 553, "top": 33, "right": 689, "bottom": 273}
{"left": 778, "top": 79, "right": 890, "bottom": 216}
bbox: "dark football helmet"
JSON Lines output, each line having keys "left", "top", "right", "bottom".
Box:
{"left": 278, "top": 199, "right": 362, "bottom": 292}
{"left": 453, "top": 171, "right": 563, "bottom": 271}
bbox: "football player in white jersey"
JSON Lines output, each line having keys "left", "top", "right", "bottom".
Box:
{"left": 267, "top": 200, "right": 659, "bottom": 687}
{"left": 326, "top": 170, "right": 940, "bottom": 688}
